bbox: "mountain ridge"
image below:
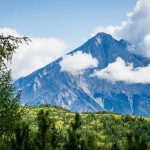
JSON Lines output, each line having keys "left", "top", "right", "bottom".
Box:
{"left": 15, "top": 32, "right": 150, "bottom": 116}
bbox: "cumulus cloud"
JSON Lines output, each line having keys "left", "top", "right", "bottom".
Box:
{"left": 143, "top": 35, "right": 150, "bottom": 57}
{"left": 0, "top": 27, "right": 20, "bottom": 37}
{"left": 92, "top": 0, "right": 150, "bottom": 57}
{"left": 59, "top": 51, "right": 98, "bottom": 75}
{"left": 0, "top": 28, "right": 69, "bottom": 79}
{"left": 12, "top": 38, "right": 68, "bottom": 79}
{"left": 91, "top": 25, "right": 122, "bottom": 40}
{"left": 92, "top": 57, "right": 150, "bottom": 84}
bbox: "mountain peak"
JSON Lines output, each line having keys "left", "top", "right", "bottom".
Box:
{"left": 94, "top": 32, "right": 113, "bottom": 40}
{"left": 14, "top": 32, "right": 150, "bottom": 117}
{"left": 94, "top": 32, "right": 129, "bottom": 46}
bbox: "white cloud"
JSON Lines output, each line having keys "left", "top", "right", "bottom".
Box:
{"left": 0, "top": 28, "right": 69, "bottom": 79}
{"left": 12, "top": 37, "right": 68, "bottom": 79}
{"left": 143, "top": 35, "right": 150, "bottom": 57}
{"left": 92, "top": 57, "right": 150, "bottom": 84}
{"left": 59, "top": 51, "right": 98, "bottom": 75}
{"left": 0, "top": 27, "right": 20, "bottom": 36}
{"left": 91, "top": 25, "right": 122, "bottom": 40}
{"left": 92, "top": 0, "right": 150, "bottom": 57}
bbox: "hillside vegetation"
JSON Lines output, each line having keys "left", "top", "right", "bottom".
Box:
{"left": 9, "top": 105, "right": 149, "bottom": 150}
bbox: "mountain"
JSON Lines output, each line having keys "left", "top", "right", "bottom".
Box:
{"left": 15, "top": 33, "right": 150, "bottom": 117}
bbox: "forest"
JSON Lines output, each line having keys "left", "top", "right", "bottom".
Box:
{"left": 1, "top": 104, "right": 150, "bottom": 150}
{"left": 0, "top": 36, "right": 150, "bottom": 150}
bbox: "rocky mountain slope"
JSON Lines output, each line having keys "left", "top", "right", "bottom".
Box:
{"left": 15, "top": 33, "right": 150, "bottom": 117}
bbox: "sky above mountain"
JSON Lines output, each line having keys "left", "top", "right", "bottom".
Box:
{"left": 0, "top": 0, "right": 136, "bottom": 45}
{"left": 0, "top": 0, "right": 150, "bottom": 79}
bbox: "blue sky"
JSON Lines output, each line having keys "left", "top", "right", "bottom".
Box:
{"left": 3, "top": 0, "right": 150, "bottom": 79}
{"left": 0, "top": 0, "right": 137, "bottom": 46}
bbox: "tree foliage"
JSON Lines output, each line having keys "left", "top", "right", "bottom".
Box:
{"left": 0, "top": 35, "right": 29, "bottom": 66}
{"left": 0, "top": 35, "right": 29, "bottom": 139}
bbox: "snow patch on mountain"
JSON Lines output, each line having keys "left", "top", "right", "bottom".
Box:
{"left": 96, "top": 37, "right": 101, "bottom": 46}
{"left": 43, "top": 69, "right": 47, "bottom": 76}
{"left": 33, "top": 77, "right": 41, "bottom": 92}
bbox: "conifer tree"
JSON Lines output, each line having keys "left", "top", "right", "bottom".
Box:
{"left": 11, "top": 122, "right": 30, "bottom": 150}
{"left": 0, "top": 35, "right": 29, "bottom": 138}
{"left": 35, "top": 109, "right": 51, "bottom": 150}
{"left": 50, "top": 122, "right": 59, "bottom": 150}
{"left": 65, "top": 113, "right": 82, "bottom": 150}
